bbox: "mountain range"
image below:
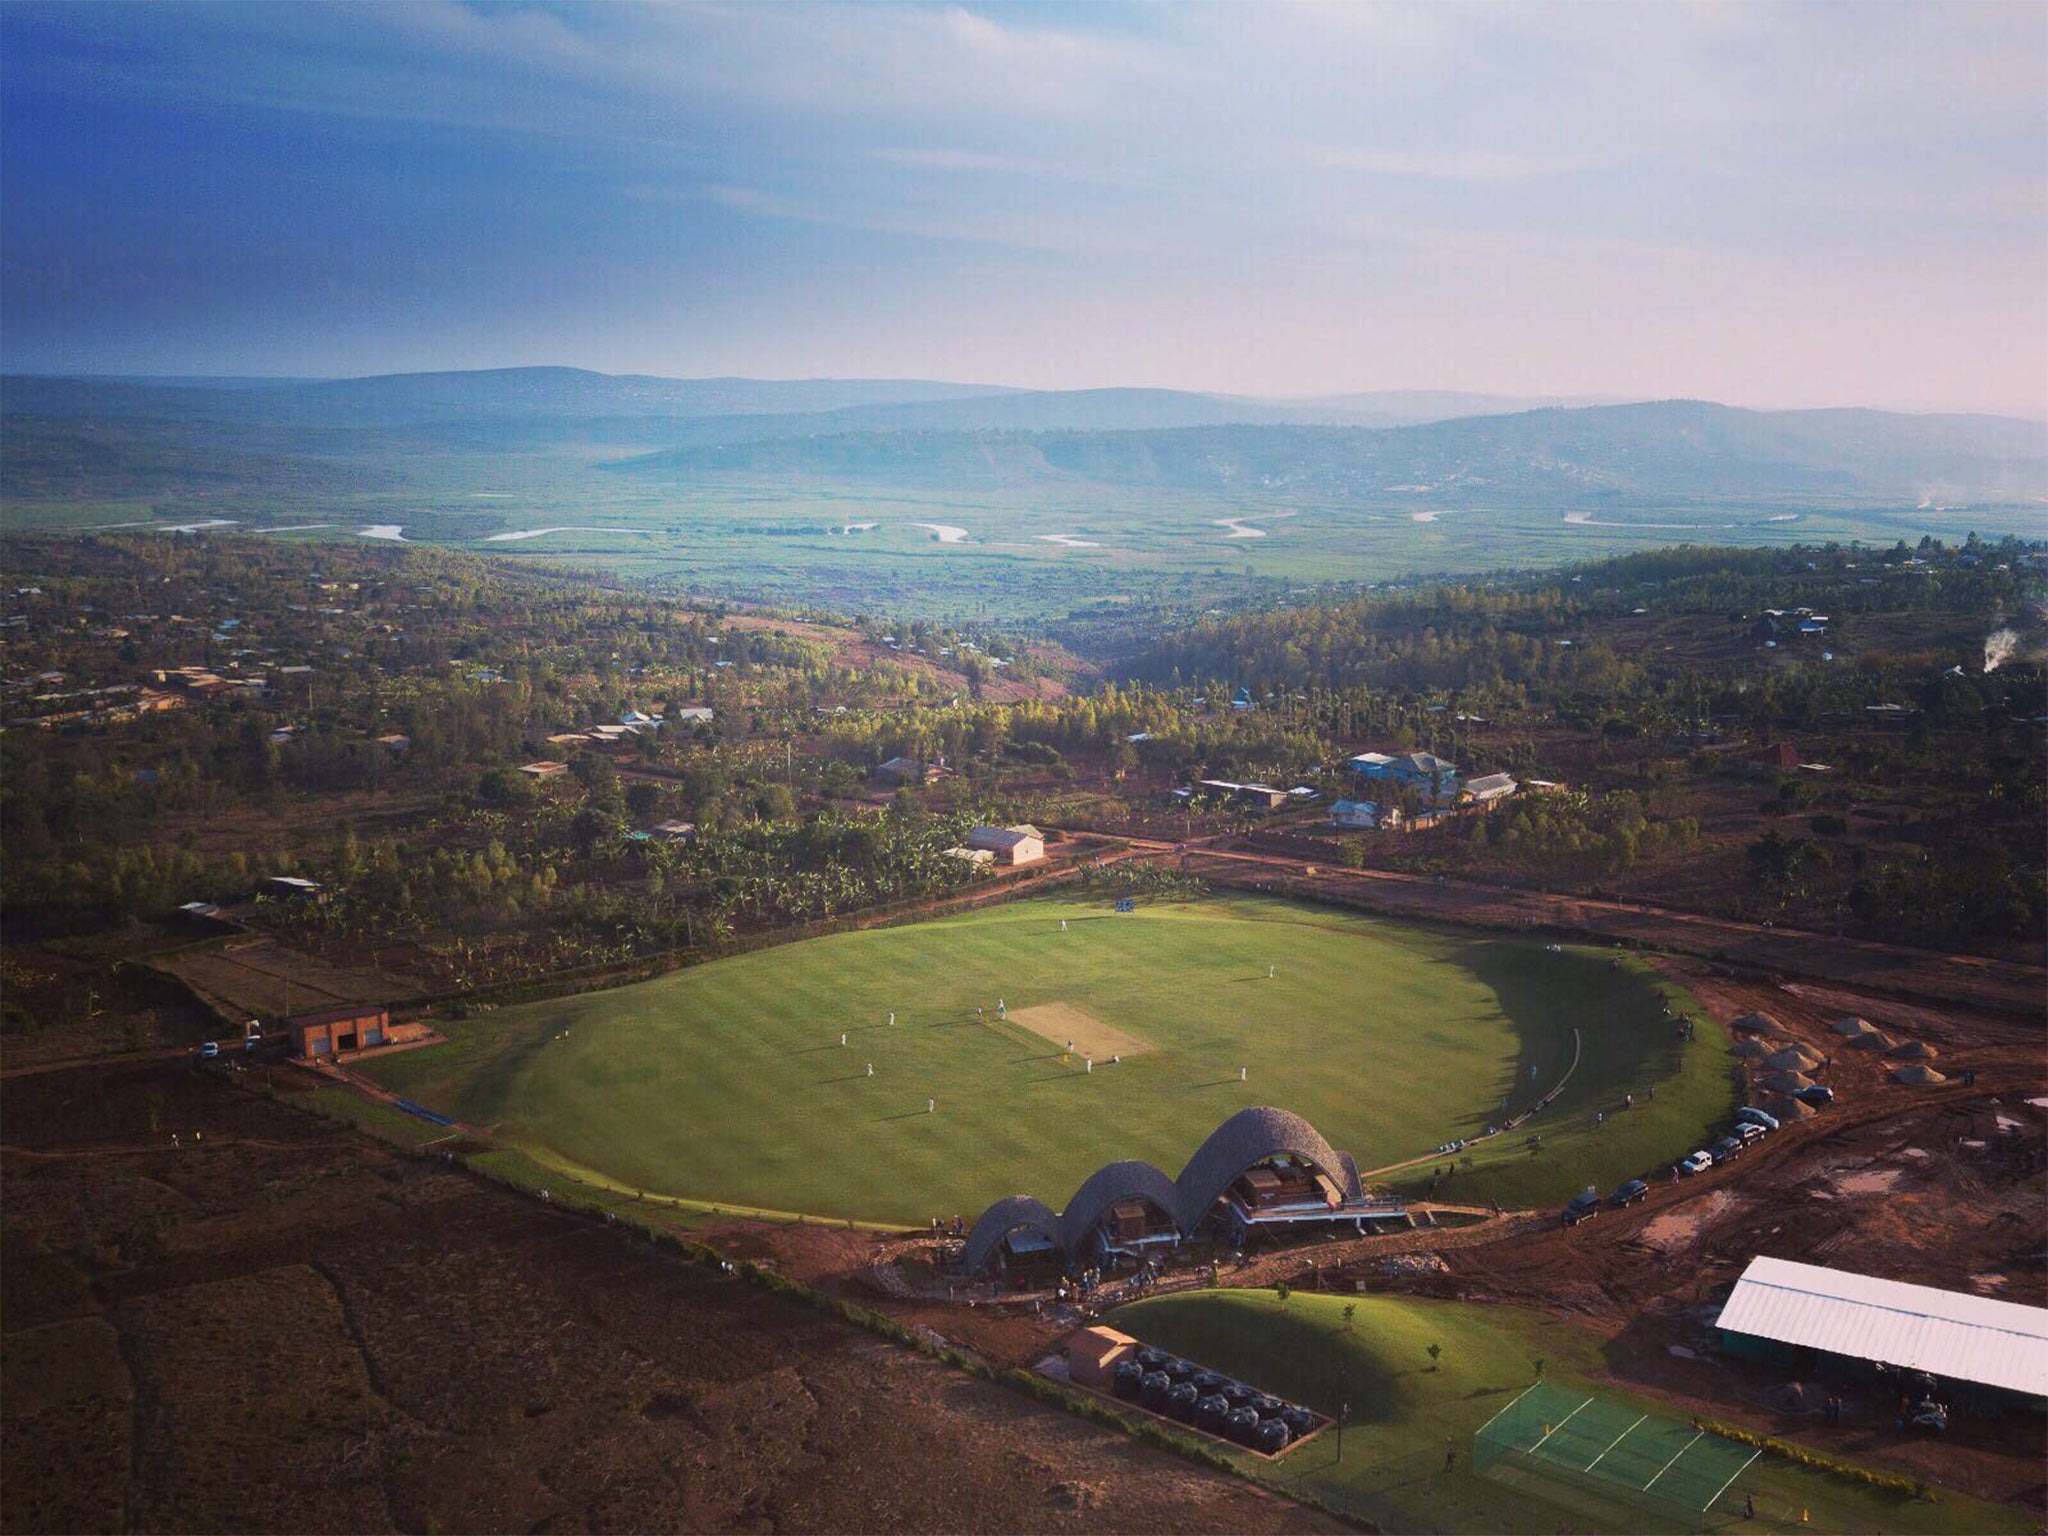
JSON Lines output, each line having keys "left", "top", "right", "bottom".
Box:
{"left": 2, "top": 369, "right": 2042, "bottom": 506}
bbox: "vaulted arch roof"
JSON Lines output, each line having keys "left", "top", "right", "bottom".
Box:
{"left": 962, "top": 1195, "right": 1063, "bottom": 1275}
{"left": 1172, "top": 1106, "right": 1358, "bottom": 1230}
{"left": 961, "top": 1108, "right": 1369, "bottom": 1274}
{"left": 1056, "top": 1160, "right": 1182, "bottom": 1255}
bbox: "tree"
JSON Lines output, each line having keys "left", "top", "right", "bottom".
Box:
{"left": 1425, "top": 1341, "right": 1443, "bottom": 1370}
{"left": 475, "top": 768, "right": 535, "bottom": 809}
{"left": 1341, "top": 1302, "right": 1357, "bottom": 1333}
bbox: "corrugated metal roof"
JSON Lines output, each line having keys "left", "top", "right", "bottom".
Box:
{"left": 1715, "top": 1256, "right": 2048, "bottom": 1396}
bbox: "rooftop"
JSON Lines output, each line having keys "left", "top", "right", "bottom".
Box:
{"left": 1715, "top": 1255, "right": 2048, "bottom": 1396}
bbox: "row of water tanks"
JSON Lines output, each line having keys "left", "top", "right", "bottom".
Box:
{"left": 1111, "top": 1348, "right": 1313, "bottom": 1454}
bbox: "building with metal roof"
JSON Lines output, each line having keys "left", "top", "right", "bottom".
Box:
{"left": 1714, "top": 1256, "right": 2048, "bottom": 1399}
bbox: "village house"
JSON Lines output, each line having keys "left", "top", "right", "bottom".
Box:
{"left": 518, "top": 760, "right": 570, "bottom": 781}
{"left": 964, "top": 824, "right": 1046, "bottom": 865}
{"left": 1460, "top": 771, "right": 1518, "bottom": 806}
{"left": 1349, "top": 750, "right": 1459, "bottom": 795}
{"left": 876, "top": 755, "right": 943, "bottom": 786}
{"left": 1195, "top": 779, "right": 1290, "bottom": 811}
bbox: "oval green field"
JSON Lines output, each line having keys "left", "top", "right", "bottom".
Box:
{"left": 363, "top": 895, "right": 1730, "bottom": 1224}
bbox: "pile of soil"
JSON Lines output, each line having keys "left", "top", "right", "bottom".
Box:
{"left": 1893, "top": 1065, "right": 1949, "bottom": 1085}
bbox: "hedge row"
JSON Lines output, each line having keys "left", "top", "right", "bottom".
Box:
{"left": 1690, "top": 1416, "right": 1926, "bottom": 1500}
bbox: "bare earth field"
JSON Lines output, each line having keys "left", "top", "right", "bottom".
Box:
{"left": 0, "top": 1060, "right": 1335, "bottom": 1535}
{"left": 148, "top": 937, "right": 425, "bottom": 1021}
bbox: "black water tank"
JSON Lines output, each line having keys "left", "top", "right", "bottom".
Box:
{"left": 1112, "top": 1360, "right": 1145, "bottom": 1401}
{"left": 1136, "top": 1348, "right": 1169, "bottom": 1371}
{"left": 1165, "top": 1381, "right": 1200, "bottom": 1421}
{"left": 1225, "top": 1406, "right": 1263, "bottom": 1445}
{"left": 1139, "top": 1370, "right": 1171, "bottom": 1408}
{"left": 1194, "top": 1393, "right": 1231, "bottom": 1433}
{"left": 1253, "top": 1419, "right": 1291, "bottom": 1455}
{"left": 1280, "top": 1405, "right": 1316, "bottom": 1438}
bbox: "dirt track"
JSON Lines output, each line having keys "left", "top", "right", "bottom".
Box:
{"left": 1, "top": 1062, "right": 1336, "bottom": 1536}
{"left": 1152, "top": 843, "right": 2047, "bottom": 1017}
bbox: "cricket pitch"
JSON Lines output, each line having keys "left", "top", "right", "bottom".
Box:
{"left": 1005, "top": 1002, "right": 1154, "bottom": 1059}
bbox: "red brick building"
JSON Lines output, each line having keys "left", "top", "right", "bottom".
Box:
{"left": 289, "top": 1005, "right": 424, "bottom": 1059}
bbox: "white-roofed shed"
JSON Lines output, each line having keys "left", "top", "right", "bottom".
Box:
{"left": 1714, "top": 1255, "right": 2048, "bottom": 1397}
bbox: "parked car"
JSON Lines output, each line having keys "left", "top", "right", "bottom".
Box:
{"left": 1680, "top": 1150, "right": 1713, "bottom": 1176}
{"left": 197, "top": 1041, "right": 220, "bottom": 1061}
{"left": 1611, "top": 1178, "right": 1650, "bottom": 1208}
{"left": 1733, "top": 1123, "right": 1767, "bottom": 1146}
{"left": 1709, "top": 1136, "right": 1744, "bottom": 1165}
{"left": 1793, "top": 1085, "right": 1835, "bottom": 1107}
{"left": 1562, "top": 1187, "right": 1602, "bottom": 1226}
{"left": 1734, "top": 1106, "right": 1780, "bottom": 1131}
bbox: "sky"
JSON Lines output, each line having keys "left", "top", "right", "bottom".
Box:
{"left": 2, "top": 1, "right": 2044, "bottom": 416}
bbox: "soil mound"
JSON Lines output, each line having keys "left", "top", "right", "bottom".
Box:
{"left": 1893, "top": 1064, "right": 1948, "bottom": 1086}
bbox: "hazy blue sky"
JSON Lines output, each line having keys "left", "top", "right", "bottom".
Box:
{"left": 3, "top": 2, "right": 2043, "bottom": 415}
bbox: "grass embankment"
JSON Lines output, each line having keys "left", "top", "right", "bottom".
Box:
{"left": 1112, "top": 1291, "right": 2027, "bottom": 1536}
{"left": 361, "top": 895, "right": 1728, "bottom": 1224}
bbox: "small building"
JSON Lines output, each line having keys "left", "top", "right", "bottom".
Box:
{"left": 965, "top": 824, "right": 1046, "bottom": 865}
{"left": 1715, "top": 1255, "right": 2048, "bottom": 1407}
{"left": 944, "top": 846, "right": 995, "bottom": 867}
{"left": 263, "top": 876, "right": 324, "bottom": 902}
{"left": 545, "top": 732, "right": 590, "bottom": 748}
{"left": 645, "top": 820, "right": 697, "bottom": 844}
{"left": 288, "top": 1004, "right": 412, "bottom": 1058}
{"left": 1746, "top": 742, "right": 1805, "bottom": 772}
{"left": 1461, "top": 771, "right": 1518, "bottom": 805}
{"left": 375, "top": 733, "right": 410, "bottom": 753}
{"left": 877, "top": 755, "right": 942, "bottom": 786}
{"left": 1066, "top": 1327, "right": 1138, "bottom": 1392}
{"left": 1330, "top": 799, "right": 1397, "bottom": 830}
{"left": 518, "top": 760, "right": 569, "bottom": 781}
{"left": 1196, "top": 779, "right": 1289, "bottom": 811}
{"left": 670, "top": 705, "right": 714, "bottom": 724}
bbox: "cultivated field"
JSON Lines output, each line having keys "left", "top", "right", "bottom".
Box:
{"left": 362, "top": 895, "right": 1731, "bottom": 1224}
{"left": 0, "top": 1060, "right": 1335, "bottom": 1535}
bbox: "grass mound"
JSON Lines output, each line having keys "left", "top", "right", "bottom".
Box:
{"left": 1112, "top": 1291, "right": 2024, "bottom": 1535}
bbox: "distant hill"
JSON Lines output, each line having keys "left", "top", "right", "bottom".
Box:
{"left": 613, "top": 400, "right": 2048, "bottom": 504}
{"left": 0, "top": 371, "right": 1602, "bottom": 435}
{"left": 0, "top": 369, "right": 1022, "bottom": 425}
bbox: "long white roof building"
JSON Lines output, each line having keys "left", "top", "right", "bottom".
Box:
{"left": 1715, "top": 1256, "right": 2048, "bottom": 1397}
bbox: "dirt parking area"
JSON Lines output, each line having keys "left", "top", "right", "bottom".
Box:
{"left": 1, "top": 1061, "right": 1336, "bottom": 1535}
{"left": 1420, "top": 967, "right": 2047, "bottom": 1515}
